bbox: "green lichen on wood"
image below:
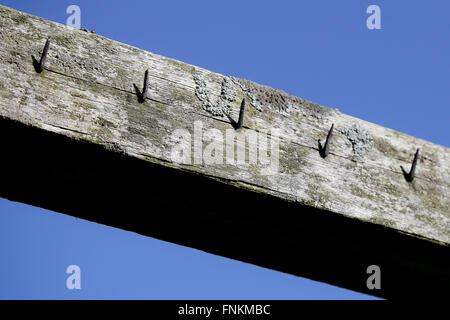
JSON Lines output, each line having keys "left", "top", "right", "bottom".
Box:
{"left": 381, "top": 179, "right": 403, "bottom": 198}
{"left": 415, "top": 183, "right": 450, "bottom": 214}
{"left": 153, "top": 104, "right": 167, "bottom": 111}
{"left": 73, "top": 100, "right": 93, "bottom": 110}
{"left": 279, "top": 144, "right": 308, "bottom": 175}
{"left": 51, "top": 33, "right": 78, "bottom": 51}
{"left": 373, "top": 136, "right": 398, "bottom": 157}
{"left": 95, "top": 117, "right": 117, "bottom": 130}
{"left": 0, "top": 82, "right": 11, "bottom": 99}
{"left": 304, "top": 173, "right": 335, "bottom": 209}
{"left": 89, "top": 123, "right": 114, "bottom": 142}
{"left": 70, "top": 91, "right": 89, "bottom": 99}
{"left": 68, "top": 111, "right": 84, "bottom": 121}
{"left": 349, "top": 183, "right": 377, "bottom": 201}
{"left": 170, "top": 86, "right": 197, "bottom": 106}
{"left": 8, "top": 11, "right": 27, "bottom": 25}
{"left": 345, "top": 160, "right": 357, "bottom": 170}
{"left": 368, "top": 216, "right": 397, "bottom": 229}
{"left": 305, "top": 183, "right": 336, "bottom": 209}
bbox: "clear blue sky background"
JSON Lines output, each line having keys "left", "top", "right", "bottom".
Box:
{"left": 0, "top": 0, "right": 448, "bottom": 299}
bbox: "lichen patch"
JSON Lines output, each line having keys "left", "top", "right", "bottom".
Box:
{"left": 193, "top": 74, "right": 236, "bottom": 116}
{"left": 337, "top": 123, "right": 374, "bottom": 156}
{"left": 231, "top": 76, "right": 337, "bottom": 120}
{"left": 216, "top": 76, "right": 236, "bottom": 116}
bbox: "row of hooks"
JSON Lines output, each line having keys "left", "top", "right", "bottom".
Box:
{"left": 317, "top": 123, "right": 419, "bottom": 182}
{"left": 33, "top": 38, "right": 420, "bottom": 183}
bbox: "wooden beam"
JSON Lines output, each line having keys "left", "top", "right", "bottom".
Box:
{"left": 0, "top": 5, "right": 448, "bottom": 299}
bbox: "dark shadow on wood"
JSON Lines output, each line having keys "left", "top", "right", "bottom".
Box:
{"left": 31, "top": 55, "right": 42, "bottom": 73}
{"left": 226, "top": 113, "right": 239, "bottom": 130}
{"left": 133, "top": 83, "right": 145, "bottom": 103}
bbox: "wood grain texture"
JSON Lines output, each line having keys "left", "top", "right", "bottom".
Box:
{"left": 0, "top": 4, "right": 448, "bottom": 246}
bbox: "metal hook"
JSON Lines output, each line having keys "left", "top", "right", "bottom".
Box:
{"left": 401, "top": 148, "right": 419, "bottom": 182}
{"left": 318, "top": 124, "right": 334, "bottom": 158}
{"left": 236, "top": 99, "right": 245, "bottom": 130}
{"left": 34, "top": 38, "right": 50, "bottom": 73}
{"left": 133, "top": 69, "right": 149, "bottom": 103}
{"left": 141, "top": 69, "right": 149, "bottom": 102}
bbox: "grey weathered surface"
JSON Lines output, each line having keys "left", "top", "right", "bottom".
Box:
{"left": 0, "top": 5, "right": 449, "bottom": 298}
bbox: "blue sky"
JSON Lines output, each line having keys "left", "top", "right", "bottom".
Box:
{"left": 0, "top": 0, "right": 448, "bottom": 299}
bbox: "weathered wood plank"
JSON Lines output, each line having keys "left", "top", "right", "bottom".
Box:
{"left": 0, "top": 5, "right": 449, "bottom": 298}
{"left": 0, "top": 5, "right": 448, "bottom": 243}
